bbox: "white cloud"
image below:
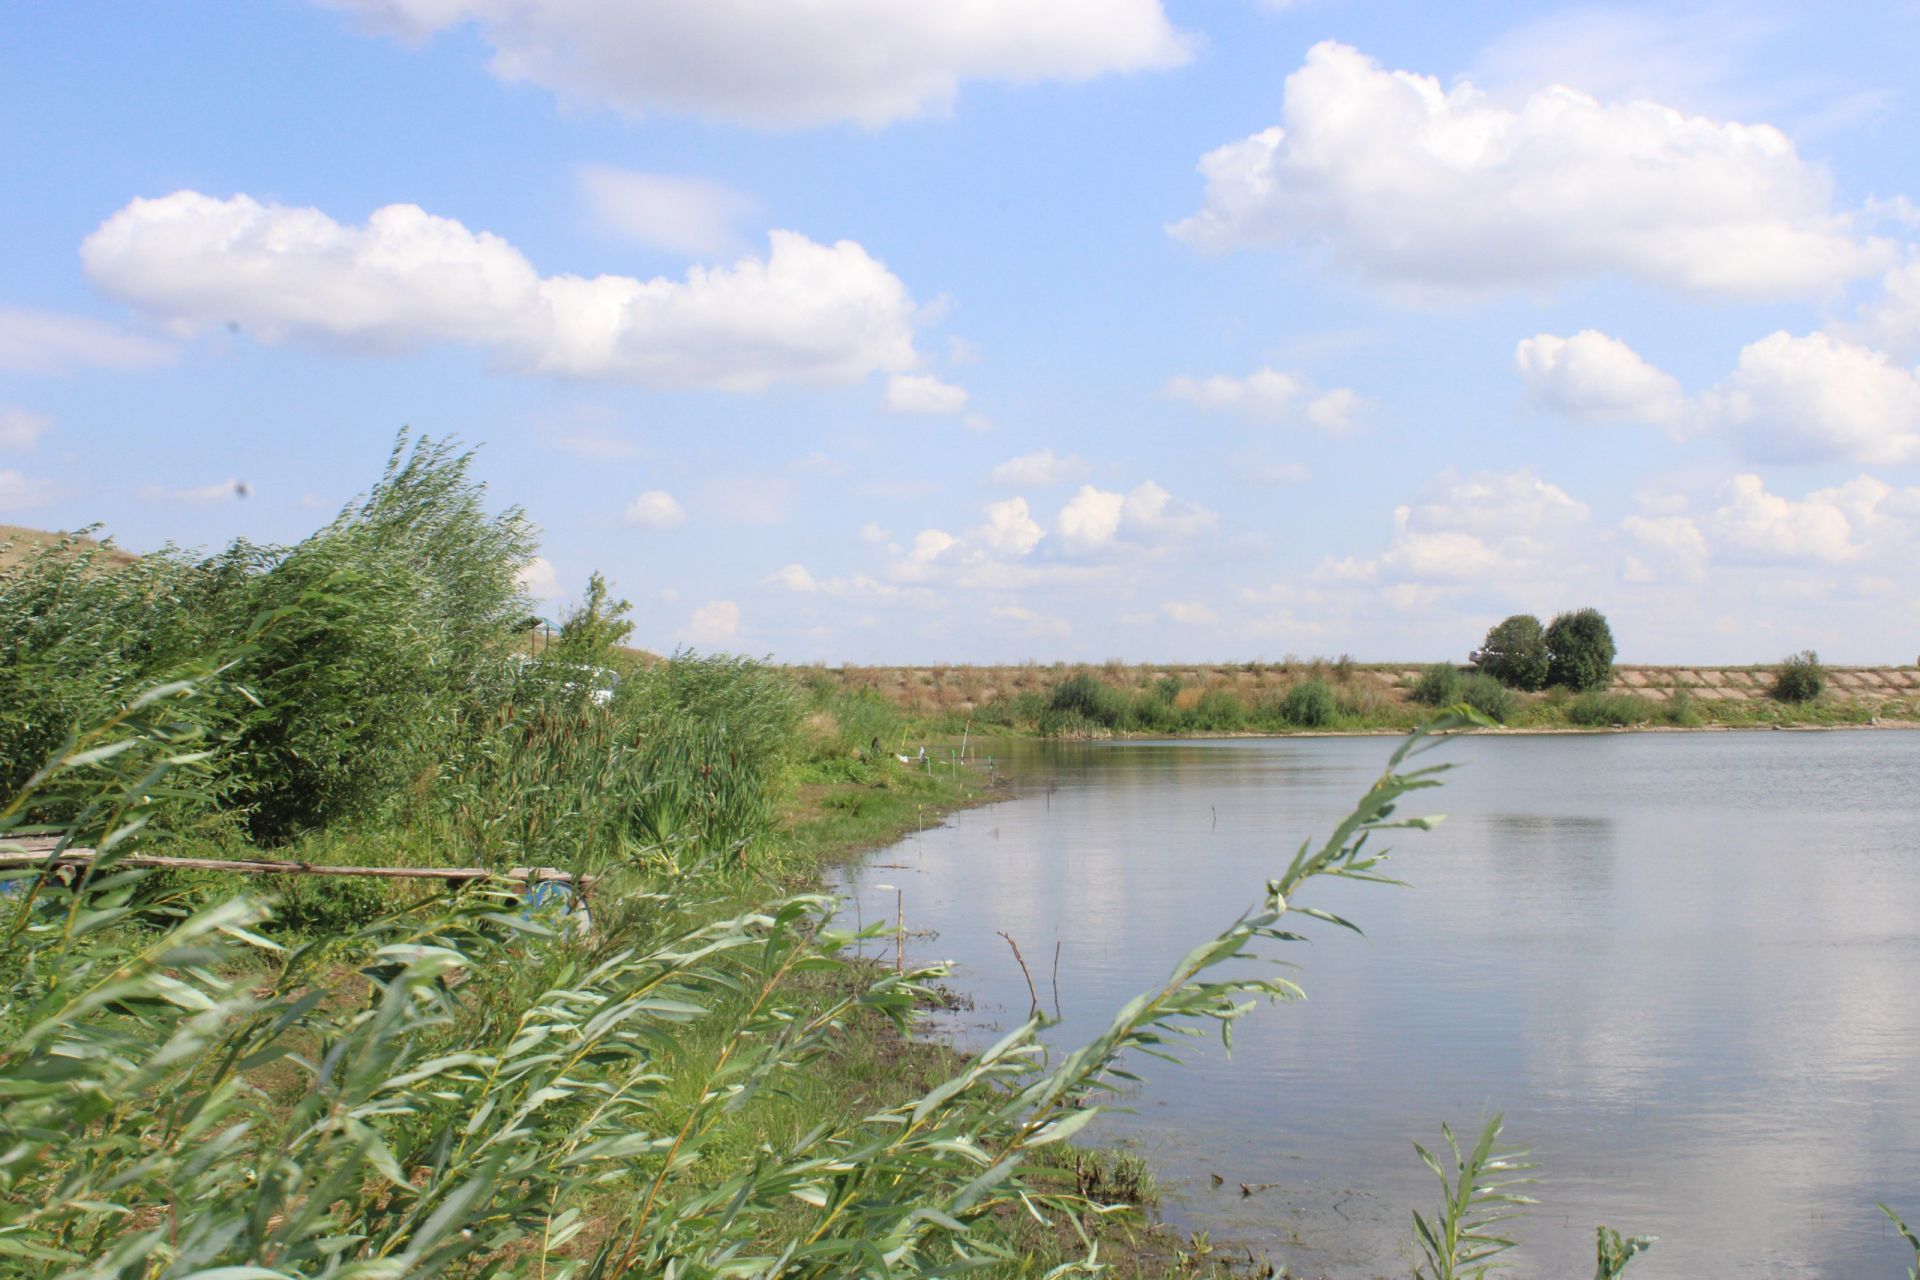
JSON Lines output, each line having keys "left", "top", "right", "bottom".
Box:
{"left": 1326, "top": 467, "right": 1590, "bottom": 587}
{"left": 678, "top": 599, "right": 741, "bottom": 645}
{"left": 320, "top": 0, "right": 1193, "bottom": 129}
{"left": 1701, "top": 331, "right": 1920, "bottom": 465}
{"left": 516, "top": 555, "right": 561, "bottom": 602}
{"left": 858, "top": 522, "right": 892, "bottom": 544}
{"left": 1304, "top": 388, "right": 1364, "bottom": 432}
{"left": 1621, "top": 514, "right": 1708, "bottom": 583}
{"left": 766, "top": 563, "right": 817, "bottom": 592}
{"left": 1854, "top": 257, "right": 1920, "bottom": 357}
{"left": 0, "top": 305, "right": 176, "bottom": 374}
{"left": 1172, "top": 41, "right": 1891, "bottom": 299}
{"left": 1707, "top": 474, "right": 1864, "bottom": 564}
{"left": 885, "top": 373, "right": 969, "bottom": 415}
{"left": 625, "top": 489, "right": 688, "bottom": 528}
{"left": 1056, "top": 485, "right": 1126, "bottom": 553}
{"left": 0, "top": 408, "right": 50, "bottom": 451}
{"left": 1056, "top": 481, "right": 1214, "bottom": 554}
{"left": 1162, "top": 600, "right": 1219, "bottom": 625}
{"left": 83, "top": 191, "right": 922, "bottom": 392}
{"left": 1521, "top": 327, "right": 1920, "bottom": 465}
{"left": 976, "top": 497, "right": 1044, "bottom": 557}
{"left": 140, "top": 479, "right": 249, "bottom": 504}
{"left": 764, "top": 563, "right": 902, "bottom": 599}
{"left": 0, "top": 470, "right": 54, "bottom": 513}
{"left": 1164, "top": 367, "right": 1364, "bottom": 431}
{"left": 892, "top": 528, "right": 964, "bottom": 582}
{"left": 578, "top": 167, "right": 759, "bottom": 257}
{"left": 1515, "top": 330, "right": 1689, "bottom": 426}
{"left": 989, "top": 449, "right": 1088, "bottom": 487}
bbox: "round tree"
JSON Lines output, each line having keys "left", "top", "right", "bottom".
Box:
{"left": 1473, "top": 614, "right": 1550, "bottom": 690}
{"left": 1545, "top": 607, "right": 1616, "bottom": 691}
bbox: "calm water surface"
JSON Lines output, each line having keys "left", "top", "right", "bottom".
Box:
{"left": 840, "top": 732, "right": 1920, "bottom": 1278}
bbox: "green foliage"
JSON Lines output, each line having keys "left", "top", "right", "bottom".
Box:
{"left": 1188, "top": 687, "right": 1245, "bottom": 732}
{"left": 1658, "top": 683, "right": 1700, "bottom": 727}
{"left": 1279, "top": 678, "right": 1337, "bottom": 728}
{"left": 1567, "top": 690, "right": 1654, "bottom": 727}
{"left": 1474, "top": 615, "right": 1551, "bottom": 691}
{"left": 1410, "top": 1116, "right": 1536, "bottom": 1280}
{"left": 1045, "top": 671, "right": 1131, "bottom": 731}
{"left": 1595, "top": 1226, "right": 1657, "bottom": 1279}
{"left": 1880, "top": 1203, "right": 1920, "bottom": 1280}
{"left": 2, "top": 660, "right": 1497, "bottom": 1279}
{"left": 550, "top": 569, "right": 635, "bottom": 668}
{"left": 1545, "top": 608, "right": 1617, "bottom": 692}
{"left": 1414, "top": 664, "right": 1463, "bottom": 707}
{"left": 1456, "top": 672, "right": 1516, "bottom": 724}
{"left": 1773, "top": 649, "right": 1826, "bottom": 703}
{"left": 0, "top": 434, "right": 537, "bottom": 843}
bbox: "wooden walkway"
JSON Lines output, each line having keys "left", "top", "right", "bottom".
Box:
{"left": 0, "top": 835, "right": 592, "bottom": 889}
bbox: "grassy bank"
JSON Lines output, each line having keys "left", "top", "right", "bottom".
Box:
{"left": 7, "top": 439, "right": 1911, "bottom": 1279}
{"left": 0, "top": 437, "right": 1233, "bottom": 1279}
{"left": 821, "top": 659, "right": 1918, "bottom": 739}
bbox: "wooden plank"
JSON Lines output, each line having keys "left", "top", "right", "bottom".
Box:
{"left": 0, "top": 838, "right": 592, "bottom": 888}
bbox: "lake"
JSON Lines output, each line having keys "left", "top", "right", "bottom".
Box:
{"left": 840, "top": 731, "right": 1920, "bottom": 1278}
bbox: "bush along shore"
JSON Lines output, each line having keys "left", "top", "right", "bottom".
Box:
{"left": 814, "top": 653, "right": 1920, "bottom": 739}
{"left": 7, "top": 435, "right": 1917, "bottom": 1280}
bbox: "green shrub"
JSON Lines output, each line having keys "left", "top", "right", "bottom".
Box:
{"left": 1456, "top": 672, "right": 1516, "bottom": 723}
{"left": 1545, "top": 608, "right": 1617, "bottom": 691}
{"left": 1773, "top": 650, "right": 1825, "bottom": 703}
{"left": 1567, "top": 690, "right": 1653, "bottom": 727}
{"left": 1657, "top": 686, "right": 1700, "bottom": 726}
{"left": 1047, "top": 672, "right": 1129, "bottom": 729}
{"left": 1279, "top": 678, "right": 1336, "bottom": 728}
{"left": 1474, "top": 614, "right": 1550, "bottom": 690}
{"left": 1412, "top": 663, "right": 1463, "bottom": 706}
{"left": 1189, "top": 688, "right": 1246, "bottom": 731}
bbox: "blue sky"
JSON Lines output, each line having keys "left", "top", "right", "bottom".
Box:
{"left": 3, "top": 1, "right": 1917, "bottom": 663}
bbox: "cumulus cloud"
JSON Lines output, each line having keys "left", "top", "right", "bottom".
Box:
{"left": 976, "top": 497, "right": 1044, "bottom": 557}
{"left": 1854, "top": 257, "right": 1920, "bottom": 357}
{"left": 516, "top": 556, "right": 561, "bottom": 602}
{"left": 1172, "top": 41, "right": 1891, "bottom": 299}
{"left": 1324, "top": 468, "right": 1590, "bottom": 586}
{"left": 1516, "top": 330, "right": 1689, "bottom": 425}
{"left": 578, "top": 167, "right": 759, "bottom": 257}
{"left": 1621, "top": 514, "right": 1709, "bottom": 583}
{"left": 1700, "top": 331, "right": 1920, "bottom": 465}
{"left": 0, "top": 470, "right": 57, "bottom": 513}
{"left": 83, "top": 191, "right": 922, "bottom": 392}
{"left": 1707, "top": 474, "right": 1865, "bottom": 564}
{"left": 0, "top": 408, "right": 50, "bottom": 451}
{"left": 0, "top": 305, "right": 176, "bottom": 374}
{"left": 319, "top": 0, "right": 1193, "bottom": 128}
{"left": 884, "top": 373, "right": 969, "bottom": 415}
{"left": 679, "top": 599, "right": 741, "bottom": 645}
{"left": 1055, "top": 481, "right": 1216, "bottom": 554}
{"left": 989, "top": 449, "right": 1087, "bottom": 487}
{"left": 1163, "top": 367, "right": 1363, "bottom": 430}
{"left": 1521, "top": 328, "right": 1920, "bottom": 464}
{"left": 624, "top": 489, "right": 688, "bottom": 528}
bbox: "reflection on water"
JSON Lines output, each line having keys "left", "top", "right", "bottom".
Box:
{"left": 839, "top": 733, "right": 1920, "bottom": 1278}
